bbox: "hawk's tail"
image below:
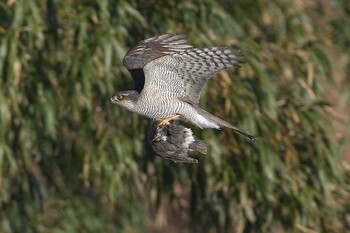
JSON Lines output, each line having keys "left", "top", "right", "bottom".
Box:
{"left": 194, "top": 107, "right": 256, "bottom": 140}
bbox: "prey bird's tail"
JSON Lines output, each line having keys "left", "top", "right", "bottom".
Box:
{"left": 195, "top": 107, "right": 256, "bottom": 140}
{"left": 189, "top": 140, "right": 207, "bottom": 154}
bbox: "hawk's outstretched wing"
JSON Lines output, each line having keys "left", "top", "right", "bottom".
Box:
{"left": 123, "top": 34, "right": 192, "bottom": 93}
{"left": 143, "top": 45, "right": 244, "bottom": 104}
{"left": 124, "top": 33, "right": 244, "bottom": 104}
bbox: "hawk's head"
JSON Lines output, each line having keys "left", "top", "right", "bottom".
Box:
{"left": 110, "top": 90, "right": 139, "bottom": 111}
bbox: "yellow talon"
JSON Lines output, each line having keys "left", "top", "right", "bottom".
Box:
{"left": 154, "top": 115, "right": 181, "bottom": 126}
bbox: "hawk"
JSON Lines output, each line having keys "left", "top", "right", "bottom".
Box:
{"left": 150, "top": 121, "right": 207, "bottom": 163}
{"left": 110, "top": 33, "right": 255, "bottom": 140}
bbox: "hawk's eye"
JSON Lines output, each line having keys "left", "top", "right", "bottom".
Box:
{"left": 117, "top": 95, "right": 123, "bottom": 101}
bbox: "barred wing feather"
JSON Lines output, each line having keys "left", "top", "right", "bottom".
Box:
{"left": 142, "top": 46, "right": 244, "bottom": 105}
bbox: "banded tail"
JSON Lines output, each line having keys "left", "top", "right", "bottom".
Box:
{"left": 194, "top": 107, "right": 256, "bottom": 140}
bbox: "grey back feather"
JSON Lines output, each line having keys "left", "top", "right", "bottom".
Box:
{"left": 123, "top": 34, "right": 193, "bottom": 70}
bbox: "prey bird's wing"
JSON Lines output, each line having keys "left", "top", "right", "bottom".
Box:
{"left": 123, "top": 34, "right": 192, "bottom": 93}
{"left": 142, "top": 41, "right": 244, "bottom": 104}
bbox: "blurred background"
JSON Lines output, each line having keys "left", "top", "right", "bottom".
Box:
{"left": 1, "top": 0, "right": 350, "bottom": 232}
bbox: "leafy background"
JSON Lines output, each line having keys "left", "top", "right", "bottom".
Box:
{"left": 1, "top": 0, "right": 349, "bottom": 232}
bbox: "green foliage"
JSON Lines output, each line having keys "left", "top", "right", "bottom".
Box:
{"left": 1, "top": 0, "right": 349, "bottom": 232}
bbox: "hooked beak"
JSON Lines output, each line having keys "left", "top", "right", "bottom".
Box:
{"left": 110, "top": 95, "right": 118, "bottom": 104}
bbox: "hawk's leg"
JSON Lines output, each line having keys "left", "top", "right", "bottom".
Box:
{"left": 154, "top": 114, "right": 181, "bottom": 126}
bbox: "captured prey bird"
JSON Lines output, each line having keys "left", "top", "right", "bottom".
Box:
{"left": 150, "top": 121, "right": 207, "bottom": 163}
{"left": 110, "top": 33, "right": 255, "bottom": 140}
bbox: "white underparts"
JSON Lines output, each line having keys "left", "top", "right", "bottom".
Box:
{"left": 182, "top": 128, "right": 195, "bottom": 148}
{"left": 194, "top": 114, "right": 221, "bottom": 129}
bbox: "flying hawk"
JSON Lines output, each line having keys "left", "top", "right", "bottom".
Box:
{"left": 110, "top": 33, "right": 255, "bottom": 140}
{"left": 150, "top": 121, "right": 207, "bottom": 163}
